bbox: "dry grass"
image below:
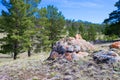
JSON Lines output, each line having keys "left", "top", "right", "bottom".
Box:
{"left": 0, "top": 52, "right": 49, "bottom": 66}
{"left": 0, "top": 41, "right": 119, "bottom": 80}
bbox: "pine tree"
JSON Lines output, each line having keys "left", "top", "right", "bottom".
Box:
{"left": 104, "top": 0, "right": 120, "bottom": 24}
{"left": 34, "top": 7, "right": 51, "bottom": 52}
{"left": 104, "top": 0, "right": 120, "bottom": 36}
{"left": 24, "top": 0, "right": 41, "bottom": 57}
{"left": 0, "top": 0, "right": 38, "bottom": 59}
{"left": 46, "top": 5, "right": 66, "bottom": 47}
{"left": 68, "top": 23, "right": 77, "bottom": 37}
{"left": 87, "top": 25, "right": 96, "bottom": 41}
{"left": 78, "top": 23, "right": 85, "bottom": 37}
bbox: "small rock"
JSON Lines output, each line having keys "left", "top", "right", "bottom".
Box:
{"left": 50, "top": 51, "right": 59, "bottom": 59}
{"left": 63, "top": 75, "right": 73, "bottom": 80}
{"left": 110, "top": 41, "right": 120, "bottom": 49}
{"left": 65, "top": 53, "right": 72, "bottom": 61}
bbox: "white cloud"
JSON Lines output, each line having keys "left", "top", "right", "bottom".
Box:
{"left": 58, "top": 0, "right": 104, "bottom": 8}
{"left": 79, "top": 2, "right": 103, "bottom": 8}
{"left": 41, "top": 0, "right": 104, "bottom": 8}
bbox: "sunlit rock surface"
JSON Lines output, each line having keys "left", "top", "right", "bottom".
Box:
{"left": 110, "top": 41, "right": 120, "bottom": 49}
{"left": 93, "top": 50, "right": 120, "bottom": 63}
{"left": 48, "top": 34, "right": 94, "bottom": 60}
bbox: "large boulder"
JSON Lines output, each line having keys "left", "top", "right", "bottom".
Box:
{"left": 48, "top": 34, "right": 94, "bottom": 61}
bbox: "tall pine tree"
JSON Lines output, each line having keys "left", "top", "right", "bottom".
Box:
{"left": 46, "top": 5, "right": 66, "bottom": 47}
{"left": 34, "top": 7, "right": 51, "bottom": 52}
{"left": 24, "top": 0, "right": 41, "bottom": 57}
{"left": 0, "top": 0, "right": 38, "bottom": 59}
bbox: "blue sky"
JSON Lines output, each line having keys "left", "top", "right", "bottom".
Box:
{"left": 0, "top": 0, "right": 118, "bottom": 23}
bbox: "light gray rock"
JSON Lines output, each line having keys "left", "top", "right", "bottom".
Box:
{"left": 93, "top": 50, "right": 120, "bottom": 63}
{"left": 48, "top": 35, "right": 94, "bottom": 60}
{"left": 63, "top": 75, "right": 73, "bottom": 80}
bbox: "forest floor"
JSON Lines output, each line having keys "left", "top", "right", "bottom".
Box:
{"left": 0, "top": 42, "right": 120, "bottom": 80}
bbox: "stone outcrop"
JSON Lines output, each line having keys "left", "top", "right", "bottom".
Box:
{"left": 48, "top": 34, "right": 94, "bottom": 61}
{"left": 93, "top": 50, "right": 120, "bottom": 63}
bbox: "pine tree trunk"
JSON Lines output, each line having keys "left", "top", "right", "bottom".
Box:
{"left": 13, "top": 52, "right": 17, "bottom": 60}
{"left": 51, "top": 43, "right": 54, "bottom": 49}
{"left": 28, "top": 48, "right": 31, "bottom": 57}
{"left": 13, "top": 42, "right": 18, "bottom": 60}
